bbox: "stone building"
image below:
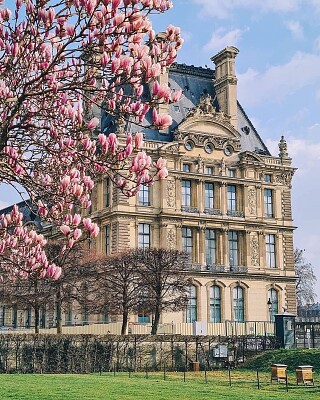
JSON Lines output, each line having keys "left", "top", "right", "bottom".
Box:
{"left": 90, "top": 46, "right": 297, "bottom": 326}
{"left": 0, "top": 47, "right": 296, "bottom": 331}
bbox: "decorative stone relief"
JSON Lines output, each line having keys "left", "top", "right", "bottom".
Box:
{"left": 247, "top": 187, "right": 256, "bottom": 215}
{"left": 275, "top": 172, "right": 293, "bottom": 186}
{"left": 250, "top": 234, "right": 260, "bottom": 266}
{"left": 166, "top": 179, "right": 175, "bottom": 208}
{"left": 167, "top": 229, "right": 176, "bottom": 249}
{"left": 173, "top": 132, "right": 241, "bottom": 152}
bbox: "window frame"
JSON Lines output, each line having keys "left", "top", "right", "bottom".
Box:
{"left": 266, "top": 233, "right": 276, "bottom": 268}
{"left": 186, "top": 285, "right": 197, "bottom": 323}
{"left": 227, "top": 184, "right": 237, "bottom": 211}
{"left": 233, "top": 286, "right": 245, "bottom": 322}
{"left": 181, "top": 179, "right": 192, "bottom": 207}
{"left": 228, "top": 230, "right": 239, "bottom": 267}
{"left": 138, "top": 184, "right": 150, "bottom": 206}
{"left": 210, "top": 285, "right": 221, "bottom": 322}
{"left": 268, "top": 288, "right": 278, "bottom": 322}
{"left": 205, "top": 229, "right": 216, "bottom": 266}
{"left": 205, "top": 182, "right": 214, "bottom": 209}
{"left": 182, "top": 227, "right": 193, "bottom": 255}
{"left": 264, "top": 188, "right": 273, "bottom": 218}
{"left": 138, "top": 223, "right": 151, "bottom": 249}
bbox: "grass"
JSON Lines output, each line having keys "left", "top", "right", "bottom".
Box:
{"left": 242, "top": 349, "right": 320, "bottom": 372}
{"left": 0, "top": 370, "right": 319, "bottom": 400}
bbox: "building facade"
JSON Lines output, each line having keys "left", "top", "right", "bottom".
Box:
{"left": 0, "top": 47, "right": 297, "bottom": 331}
{"left": 90, "top": 47, "right": 297, "bottom": 326}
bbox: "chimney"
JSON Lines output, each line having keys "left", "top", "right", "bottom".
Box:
{"left": 211, "top": 46, "right": 239, "bottom": 129}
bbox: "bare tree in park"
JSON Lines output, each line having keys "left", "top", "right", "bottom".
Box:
{"left": 90, "top": 251, "right": 145, "bottom": 335}
{"left": 135, "top": 248, "right": 190, "bottom": 335}
{"left": 295, "top": 248, "right": 317, "bottom": 306}
{"left": 0, "top": 0, "right": 182, "bottom": 281}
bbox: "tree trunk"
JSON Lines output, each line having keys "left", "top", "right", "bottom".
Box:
{"left": 151, "top": 304, "right": 161, "bottom": 335}
{"left": 121, "top": 310, "right": 128, "bottom": 335}
{"left": 34, "top": 303, "right": 40, "bottom": 334}
{"left": 56, "top": 287, "right": 62, "bottom": 334}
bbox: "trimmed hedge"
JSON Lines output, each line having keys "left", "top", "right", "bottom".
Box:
{"left": 242, "top": 348, "right": 320, "bottom": 372}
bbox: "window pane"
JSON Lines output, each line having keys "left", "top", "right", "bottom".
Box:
{"left": 186, "top": 285, "right": 197, "bottom": 323}
{"left": 139, "top": 184, "right": 150, "bottom": 206}
{"left": 268, "top": 288, "right": 278, "bottom": 322}
{"left": 183, "top": 164, "right": 190, "bottom": 172}
{"left": 227, "top": 185, "right": 236, "bottom": 211}
{"left": 105, "top": 225, "right": 110, "bottom": 254}
{"left": 266, "top": 234, "right": 276, "bottom": 268}
{"left": 105, "top": 178, "right": 110, "bottom": 207}
{"left": 138, "top": 223, "right": 150, "bottom": 248}
{"left": 210, "top": 285, "right": 221, "bottom": 322}
{"left": 205, "top": 229, "right": 216, "bottom": 265}
{"left": 264, "top": 189, "right": 273, "bottom": 217}
{"left": 182, "top": 180, "right": 191, "bottom": 207}
{"left": 233, "top": 286, "right": 244, "bottom": 322}
{"left": 182, "top": 227, "right": 192, "bottom": 254}
{"left": 205, "top": 183, "right": 214, "bottom": 209}
{"left": 228, "top": 231, "right": 238, "bottom": 266}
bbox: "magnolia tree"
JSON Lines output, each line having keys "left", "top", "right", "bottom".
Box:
{"left": 0, "top": 0, "right": 182, "bottom": 281}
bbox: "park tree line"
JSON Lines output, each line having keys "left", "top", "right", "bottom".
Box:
{"left": 0, "top": 245, "right": 191, "bottom": 335}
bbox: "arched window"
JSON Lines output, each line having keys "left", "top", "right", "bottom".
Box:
{"left": 268, "top": 288, "right": 278, "bottom": 322}
{"left": 233, "top": 286, "right": 244, "bottom": 322}
{"left": 186, "top": 285, "right": 197, "bottom": 323}
{"left": 210, "top": 285, "right": 221, "bottom": 322}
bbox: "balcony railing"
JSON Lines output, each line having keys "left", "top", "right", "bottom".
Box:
{"left": 204, "top": 208, "right": 222, "bottom": 216}
{"left": 206, "top": 264, "right": 225, "bottom": 272}
{"left": 229, "top": 265, "right": 248, "bottom": 273}
{"left": 181, "top": 206, "right": 199, "bottom": 213}
{"left": 227, "top": 210, "right": 244, "bottom": 218}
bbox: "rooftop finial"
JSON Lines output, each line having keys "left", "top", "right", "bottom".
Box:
{"left": 279, "top": 136, "right": 288, "bottom": 158}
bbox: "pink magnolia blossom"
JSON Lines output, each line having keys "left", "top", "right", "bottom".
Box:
{"left": 0, "top": 0, "right": 182, "bottom": 282}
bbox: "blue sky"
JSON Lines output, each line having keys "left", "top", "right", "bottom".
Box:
{"left": 1, "top": 0, "right": 320, "bottom": 297}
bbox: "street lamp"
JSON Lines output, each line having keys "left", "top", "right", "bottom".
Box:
{"left": 267, "top": 298, "right": 272, "bottom": 322}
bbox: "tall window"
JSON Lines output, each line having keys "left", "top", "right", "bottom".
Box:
{"left": 205, "top": 229, "right": 216, "bottom": 265}
{"left": 105, "top": 225, "right": 110, "bottom": 254}
{"left": 139, "top": 184, "right": 150, "bottom": 206}
{"left": 181, "top": 180, "right": 191, "bottom": 207}
{"left": 186, "top": 285, "right": 197, "bottom": 323}
{"left": 205, "top": 183, "right": 214, "bottom": 209}
{"left": 210, "top": 285, "right": 221, "bottom": 322}
{"left": 266, "top": 234, "right": 276, "bottom": 268}
{"left": 268, "top": 288, "right": 278, "bottom": 322}
{"left": 228, "top": 231, "right": 238, "bottom": 266}
{"left": 227, "top": 185, "right": 237, "bottom": 211}
{"left": 264, "top": 189, "right": 273, "bottom": 217}
{"left": 233, "top": 286, "right": 244, "bottom": 322}
{"left": 138, "top": 223, "right": 150, "bottom": 248}
{"left": 182, "top": 227, "right": 193, "bottom": 254}
{"left": 105, "top": 178, "right": 111, "bottom": 207}
{"left": 228, "top": 169, "right": 235, "bottom": 178}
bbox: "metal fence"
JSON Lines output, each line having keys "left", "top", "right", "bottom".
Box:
{"left": 295, "top": 321, "right": 320, "bottom": 348}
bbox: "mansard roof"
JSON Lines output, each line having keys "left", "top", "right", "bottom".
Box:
{"left": 101, "top": 62, "right": 270, "bottom": 155}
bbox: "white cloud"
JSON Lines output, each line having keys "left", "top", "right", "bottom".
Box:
{"left": 238, "top": 51, "right": 320, "bottom": 106}
{"left": 285, "top": 20, "right": 303, "bottom": 39}
{"left": 194, "top": 0, "right": 300, "bottom": 19}
{"left": 203, "top": 28, "right": 248, "bottom": 53}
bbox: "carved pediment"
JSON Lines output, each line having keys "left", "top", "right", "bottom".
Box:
{"left": 175, "top": 94, "right": 240, "bottom": 136}
{"left": 239, "top": 151, "right": 264, "bottom": 164}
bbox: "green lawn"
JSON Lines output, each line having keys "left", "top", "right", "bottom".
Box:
{"left": 0, "top": 371, "right": 319, "bottom": 400}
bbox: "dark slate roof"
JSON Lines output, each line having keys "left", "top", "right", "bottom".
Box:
{"left": 0, "top": 200, "right": 42, "bottom": 230}
{"left": 101, "top": 63, "right": 270, "bottom": 154}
